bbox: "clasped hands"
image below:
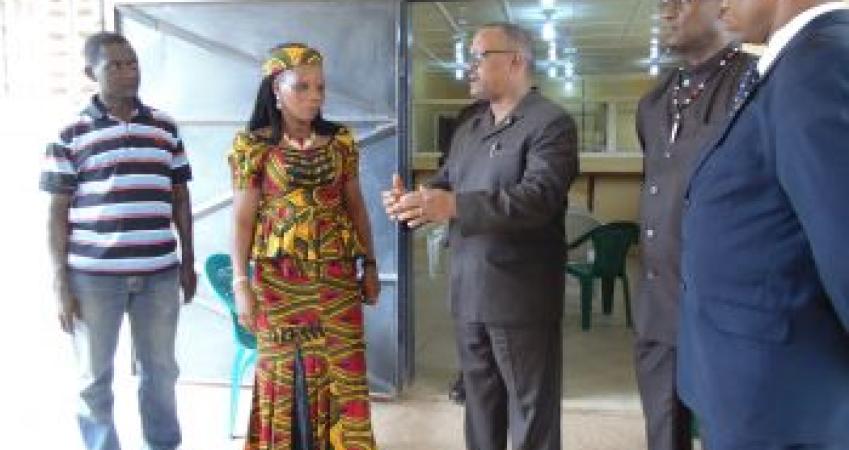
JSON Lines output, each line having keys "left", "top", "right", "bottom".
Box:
{"left": 381, "top": 174, "right": 456, "bottom": 228}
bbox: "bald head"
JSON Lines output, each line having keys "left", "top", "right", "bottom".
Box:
{"left": 468, "top": 23, "right": 536, "bottom": 102}
{"left": 723, "top": 0, "right": 835, "bottom": 44}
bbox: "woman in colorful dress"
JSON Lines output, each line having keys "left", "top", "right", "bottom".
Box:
{"left": 228, "top": 43, "right": 379, "bottom": 450}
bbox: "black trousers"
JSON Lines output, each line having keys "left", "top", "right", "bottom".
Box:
{"left": 456, "top": 321, "right": 562, "bottom": 450}
{"left": 634, "top": 339, "right": 692, "bottom": 450}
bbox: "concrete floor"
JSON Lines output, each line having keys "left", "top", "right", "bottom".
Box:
{"left": 12, "top": 219, "right": 666, "bottom": 449}
{"left": 411, "top": 226, "right": 643, "bottom": 410}
{"left": 2, "top": 97, "right": 707, "bottom": 449}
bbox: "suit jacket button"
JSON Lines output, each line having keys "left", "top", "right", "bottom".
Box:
{"left": 646, "top": 228, "right": 656, "bottom": 239}
{"left": 649, "top": 185, "right": 658, "bottom": 195}
{"left": 647, "top": 271, "right": 657, "bottom": 280}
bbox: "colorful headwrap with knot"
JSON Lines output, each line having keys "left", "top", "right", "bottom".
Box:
{"left": 262, "top": 43, "right": 323, "bottom": 77}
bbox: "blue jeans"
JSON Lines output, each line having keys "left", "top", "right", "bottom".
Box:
{"left": 69, "top": 267, "right": 182, "bottom": 450}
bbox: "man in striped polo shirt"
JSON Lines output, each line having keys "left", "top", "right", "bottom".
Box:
{"left": 41, "top": 32, "right": 195, "bottom": 450}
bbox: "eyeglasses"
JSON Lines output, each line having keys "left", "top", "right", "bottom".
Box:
{"left": 467, "top": 49, "right": 517, "bottom": 66}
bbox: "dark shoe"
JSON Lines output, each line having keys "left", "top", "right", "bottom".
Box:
{"left": 448, "top": 372, "right": 465, "bottom": 404}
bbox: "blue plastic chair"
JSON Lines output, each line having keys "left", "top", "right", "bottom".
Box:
{"left": 204, "top": 253, "right": 257, "bottom": 438}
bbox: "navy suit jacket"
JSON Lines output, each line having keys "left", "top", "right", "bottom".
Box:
{"left": 678, "top": 10, "right": 849, "bottom": 448}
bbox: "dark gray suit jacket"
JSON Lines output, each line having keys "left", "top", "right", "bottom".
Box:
{"left": 430, "top": 90, "right": 578, "bottom": 324}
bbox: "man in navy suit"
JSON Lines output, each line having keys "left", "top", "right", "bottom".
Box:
{"left": 678, "top": 0, "right": 849, "bottom": 448}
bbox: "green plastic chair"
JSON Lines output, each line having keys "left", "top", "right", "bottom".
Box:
{"left": 565, "top": 210, "right": 602, "bottom": 265}
{"left": 566, "top": 221, "right": 640, "bottom": 331}
{"left": 204, "top": 253, "right": 257, "bottom": 438}
{"left": 692, "top": 416, "right": 700, "bottom": 439}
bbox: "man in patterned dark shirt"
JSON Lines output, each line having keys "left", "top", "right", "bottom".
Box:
{"left": 634, "top": 1, "right": 751, "bottom": 448}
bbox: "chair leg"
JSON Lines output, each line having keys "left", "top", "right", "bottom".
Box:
{"left": 691, "top": 416, "right": 700, "bottom": 439}
{"left": 601, "top": 277, "right": 615, "bottom": 315}
{"left": 580, "top": 278, "right": 594, "bottom": 331}
{"left": 230, "top": 349, "right": 258, "bottom": 439}
{"left": 229, "top": 347, "right": 245, "bottom": 438}
{"left": 243, "top": 350, "right": 258, "bottom": 375}
{"left": 621, "top": 274, "right": 633, "bottom": 327}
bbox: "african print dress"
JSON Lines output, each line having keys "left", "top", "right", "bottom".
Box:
{"left": 228, "top": 126, "right": 376, "bottom": 450}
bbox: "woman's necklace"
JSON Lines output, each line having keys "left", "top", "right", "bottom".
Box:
{"left": 669, "top": 46, "right": 741, "bottom": 144}
{"left": 283, "top": 131, "right": 316, "bottom": 151}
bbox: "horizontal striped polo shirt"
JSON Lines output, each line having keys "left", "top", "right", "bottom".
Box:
{"left": 40, "top": 96, "right": 192, "bottom": 275}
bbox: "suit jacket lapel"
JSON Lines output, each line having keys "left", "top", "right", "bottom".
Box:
{"left": 686, "top": 79, "right": 763, "bottom": 183}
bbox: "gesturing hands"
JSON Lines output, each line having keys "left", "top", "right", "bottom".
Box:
{"left": 381, "top": 173, "right": 456, "bottom": 228}
{"left": 381, "top": 173, "right": 406, "bottom": 221}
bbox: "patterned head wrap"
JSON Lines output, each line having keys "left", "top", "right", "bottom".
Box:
{"left": 262, "top": 43, "right": 323, "bottom": 77}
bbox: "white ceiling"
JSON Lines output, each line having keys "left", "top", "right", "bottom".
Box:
{"left": 412, "top": 0, "right": 658, "bottom": 77}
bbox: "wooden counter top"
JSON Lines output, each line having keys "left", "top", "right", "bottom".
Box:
{"left": 578, "top": 152, "right": 643, "bottom": 174}
{"left": 412, "top": 151, "right": 644, "bottom": 175}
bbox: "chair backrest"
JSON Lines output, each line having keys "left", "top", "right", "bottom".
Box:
{"left": 425, "top": 223, "right": 448, "bottom": 278}
{"left": 588, "top": 221, "right": 640, "bottom": 277}
{"left": 204, "top": 253, "right": 257, "bottom": 350}
{"left": 566, "top": 210, "right": 602, "bottom": 263}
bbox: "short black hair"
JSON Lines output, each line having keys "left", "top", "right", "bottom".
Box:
{"left": 480, "top": 22, "right": 535, "bottom": 75}
{"left": 83, "top": 32, "right": 131, "bottom": 68}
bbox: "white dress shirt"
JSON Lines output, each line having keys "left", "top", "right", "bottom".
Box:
{"left": 757, "top": 2, "right": 849, "bottom": 76}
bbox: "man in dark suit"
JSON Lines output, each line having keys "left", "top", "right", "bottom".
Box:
{"left": 679, "top": 1, "right": 849, "bottom": 448}
{"left": 383, "top": 23, "right": 577, "bottom": 450}
{"left": 634, "top": 1, "right": 751, "bottom": 449}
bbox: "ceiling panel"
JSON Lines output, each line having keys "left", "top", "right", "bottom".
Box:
{"left": 413, "top": 0, "right": 659, "bottom": 77}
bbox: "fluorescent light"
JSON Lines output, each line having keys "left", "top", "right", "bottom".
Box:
{"left": 548, "top": 41, "right": 557, "bottom": 62}
{"left": 542, "top": 21, "right": 556, "bottom": 41}
{"left": 651, "top": 26, "right": 659, "bottom": 35}
{"left": 454, "top": 40, "right": 465, "bottom": 80}
{"left": 548, "top": 65, "right": 557, "bottom": 78}
{"left": 650, "top": 45, "right": 659, "bottom": 59}
{"left": 649, "top": 63, "right": 659, "bottom": 77}
{"left": 564, "top": 79, "right": 574, "bottom": 94}
{"left": 564, "top": 59, "right": 575, "bottom": 78}
{"left": 541, "top": 0, "right": 555, "bottom": 10}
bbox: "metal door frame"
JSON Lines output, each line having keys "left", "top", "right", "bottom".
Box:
{"left": 108, "top": 0, "right": 415, "bottom": 395}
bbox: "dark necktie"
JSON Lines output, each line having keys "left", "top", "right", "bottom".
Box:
{"left": 730, "top": 60, "right": 761, "bottom": 116}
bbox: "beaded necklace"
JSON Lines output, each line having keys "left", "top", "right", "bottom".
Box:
{"left": 669, "top": 46, "right": 741, "bottom": 144}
